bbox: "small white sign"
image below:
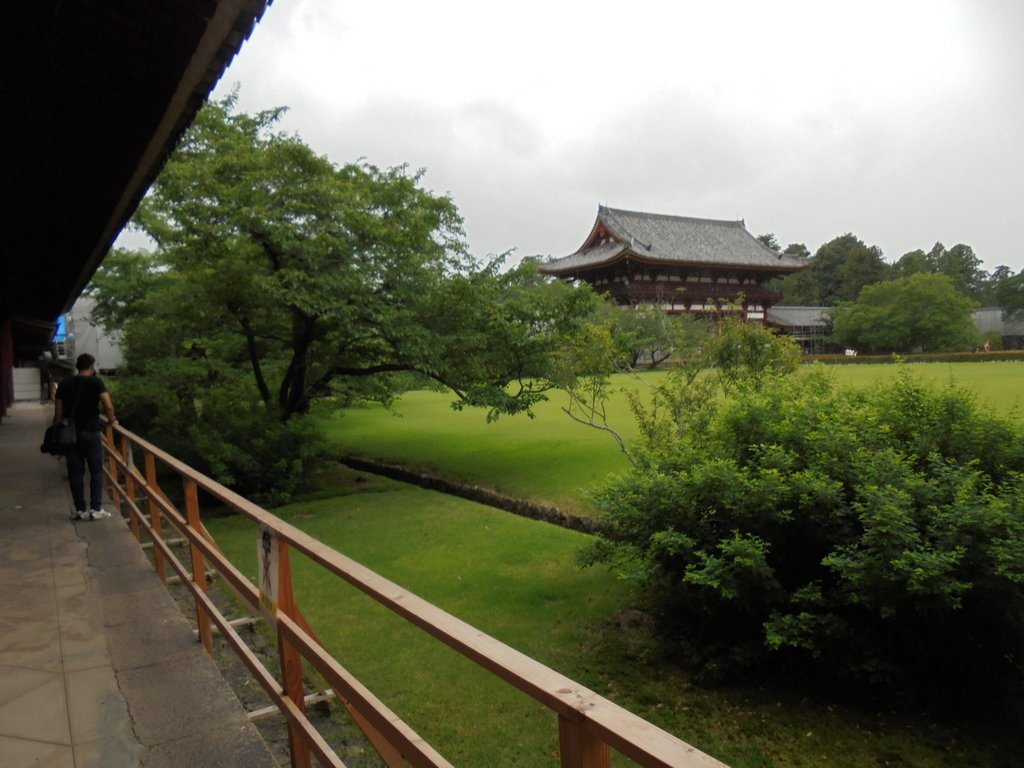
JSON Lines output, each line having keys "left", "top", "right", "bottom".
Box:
{"left": 257, "top": 524, "right": 279, "bottom": 621}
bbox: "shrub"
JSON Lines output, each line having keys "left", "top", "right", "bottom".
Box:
{"left": 110, "top": 376, "right": 331, "bottom": 505}
{"left": 584, "top": 366, "right": 1024, "bottom": 702}
{"left": 186, "top": 388, "right": 331, "bottom": 505}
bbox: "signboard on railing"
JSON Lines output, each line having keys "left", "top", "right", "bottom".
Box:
{"left": 257, "top": 524, "right": 279, "bottom": 621}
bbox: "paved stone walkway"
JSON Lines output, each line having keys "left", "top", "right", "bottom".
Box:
{"left": 0, "top": 402, "right": 277, "bottom": 768}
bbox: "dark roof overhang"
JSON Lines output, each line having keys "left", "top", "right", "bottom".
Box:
{"left": 0, "top": 0, "right": 270, "bottom": 356}
{"left": 540, "top": 248, "right": 809, "bottom": 279}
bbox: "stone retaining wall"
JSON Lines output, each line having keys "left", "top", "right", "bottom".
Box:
{"left": 339, "top": 456, "right": 607, "bottom": 536}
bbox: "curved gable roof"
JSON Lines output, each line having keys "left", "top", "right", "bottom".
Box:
{"left": 542, "top": 206, "right": 808, "bottom": 275}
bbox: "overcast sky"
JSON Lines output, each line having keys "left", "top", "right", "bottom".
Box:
{"left": 190, "top": 0, "right": 1024, "bottom": 272}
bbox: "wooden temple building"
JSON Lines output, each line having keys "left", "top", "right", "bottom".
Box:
{"left": 540, "top": 206, "right": 810, "bottom": 322}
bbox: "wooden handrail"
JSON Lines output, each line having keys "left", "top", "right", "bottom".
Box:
{"left": 100, "top": 420, "right": 729, "bottom": 768}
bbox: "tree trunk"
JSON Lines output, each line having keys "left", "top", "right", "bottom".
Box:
{"left": 278, "top": 310, "right": 317, "bottom": 420}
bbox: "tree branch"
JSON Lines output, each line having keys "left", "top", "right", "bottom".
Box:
{"left": 561, "top": 403, "right": 634, "bottom": 466}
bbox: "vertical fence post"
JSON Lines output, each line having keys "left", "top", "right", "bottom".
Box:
{"left": 559, "top": 715, "right": 611, "bottom": 768}
{"left": 104, "top": 423, "right": 123, "bottom": 516}
{"left": 183, "top": 477, "right": 213, "bottom": 655}
{"left": 144, "top": 451, "right": 167, "bottom": 586}
{"left": 277, "top": 541, "right": 312, "bottom": 768}
{"left": 120, "top": 434, "right": 140, "bottom": 540}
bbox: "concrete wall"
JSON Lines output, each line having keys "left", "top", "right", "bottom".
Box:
{"left": 12, "top": 368, "right": 40, "bottom": 401}
{"left": 974, "top": 307, "right": 1024, "bottom": 335}
{"left": 65, "top": 297, "right": 122, "bottom": 371}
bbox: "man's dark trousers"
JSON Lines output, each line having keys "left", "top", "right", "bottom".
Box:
{"left": 67, "top": 430, "right": 104, "bottom": 512}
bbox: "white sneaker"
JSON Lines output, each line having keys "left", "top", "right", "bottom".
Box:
{"left": 72, "top": 510, "right": 86, "bottom": 521}
{"left": 89, "top": 509, "right": 112, "bottom": 520}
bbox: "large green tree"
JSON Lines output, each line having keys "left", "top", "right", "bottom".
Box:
{"left": 926, "top": 242, "right": 987, "bottom": 298}
{"left": 585, "top": 301, "right": 704, "bottom": 370}
{"left": 995, "top": 270, "right": 1024, "bottom": 320}
{"left": 90, "top": 96, "right": 594, "bottom": 497}
{"left": 977, "top": 264, "right": 1015, "bottom": 306}
{"left": 831, "top": 272, "right": 978, "bottom": 353}
{"left": 891, "top": 249, "right": 930, "bottom": 279}
{"left": 770, "top": 242, "right": 819, "bottom": 305}
{"left": 815, "top": 234, "right": 889, "bottom": 304}
{"left": 777, "top": 234, "right": 886, "bottom": 307}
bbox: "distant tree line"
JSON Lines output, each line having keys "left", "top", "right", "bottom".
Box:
{"left": 758, "top": 232, "right": 1024, "bottom": 353}
{"left": 764, "top": 232, "right": 1013, "bottom": 306}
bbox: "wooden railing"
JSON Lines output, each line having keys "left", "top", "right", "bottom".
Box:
{"left": 100, "top": 421, "right": 728, "bottom": 768}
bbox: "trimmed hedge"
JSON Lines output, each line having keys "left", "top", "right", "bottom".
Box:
{"left": 805, "top": 350, "right": 1024, "bottom": 364}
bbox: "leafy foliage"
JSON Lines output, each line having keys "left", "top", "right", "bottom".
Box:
{"left": 996, "top": 271, "right": 1024, "bottom": 321}
{"left": 551, "top": 303, "right": 712, "bottom": 460}
{"left": 831, "top": 273, "right": 978, "bottom": 353}
{"left": 796, "top": 234, "right": 889, "bottom": 306}
{"left": 697, "top": 316, "right": 803, "bottom": 391}
{"left": 777, "top": 233, "right": 1018, "bottom": 311}
{"left": 581, "top": 301, "right": 706, "bottom": 370}
{"left": 924, "top": 241, "right": 986, "bottom": 297}
{"left": 555, "top": 316, "right": 799, "bottom": 464}
{"left": 90, "top": 95, "right": 595, "bottom": 498}
{"left": 583, "top": 364, "right": 1024, "bottom": 702}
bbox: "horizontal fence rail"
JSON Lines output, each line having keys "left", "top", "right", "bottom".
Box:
{"left": 100, "top": 421, "right": 728, "bottom": 768}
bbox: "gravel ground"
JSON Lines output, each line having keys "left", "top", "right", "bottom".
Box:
{"left": 154, "top": 544, "right": 388, "bottom": 768}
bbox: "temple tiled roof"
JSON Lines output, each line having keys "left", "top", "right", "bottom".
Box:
{"left": 541, "top": 206, "right": 808, "bottom": 275}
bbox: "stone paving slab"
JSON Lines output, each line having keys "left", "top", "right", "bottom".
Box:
{"left": 0, "top": 403, "right": 277, "bottom": 768}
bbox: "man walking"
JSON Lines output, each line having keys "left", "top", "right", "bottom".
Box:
{"left": 54, "top": 353, "right": 118, "bottom": 520}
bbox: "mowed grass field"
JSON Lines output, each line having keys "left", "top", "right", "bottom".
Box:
{"left": 206, "top": 470, "right": 1016, "bottom": 767}
{"left": 323, "top": 361, "right": 1024, "bottom": 515}
{"left": 206, "top": 477, "right": 641, "bottom": 766}
{"left": 204, "top": 362, "right": 1024, "bottom": 766}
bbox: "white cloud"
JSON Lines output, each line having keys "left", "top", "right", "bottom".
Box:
{"left": 208, "top": 0, "right": 1024, "bottom": 271}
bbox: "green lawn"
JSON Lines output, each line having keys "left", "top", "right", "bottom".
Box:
{"left": 203, "top": 362, "right": 1023, "bottom": 766}
{"left": 207, "top": 472, "right": 638, "bottom": 766}
{"left": 321, "top": 387, "right": 636, "bottom": 515}
{"left": 205, "top": 465, "right": 1014, "bottom": 767}
{"left": 324, "top": 362, "right": 1024, "bottom": 515}
{"left": 826, "top": 360, "right": 1024, "bottom": 414}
